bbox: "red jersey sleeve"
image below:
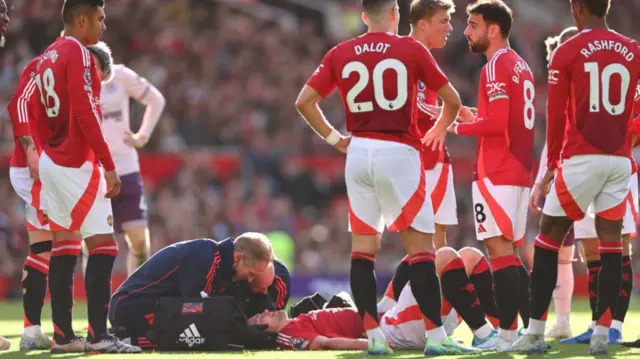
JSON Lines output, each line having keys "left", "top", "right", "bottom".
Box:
{"left": 67, "top": 46, "right": 115, "bottom": 171}
{"left": 413, "top": 41, "right": 449, "bottom": 92}
{"left": 306, "top": 47, "right": 337, "bottom": 98}
{"left": 457, "top": 65, "right": 510, "bottom": 136}
{"left": 545, "top": 49, "right": 570, "bottom": 171}
{"left": 8, "top": 70, "right": 37, "bottom": 138}
{"left": 276, "top": 320, "right": 318, "bottom": 350}
{"left": 633, "top": 84, "right": 640, "bottom": 137}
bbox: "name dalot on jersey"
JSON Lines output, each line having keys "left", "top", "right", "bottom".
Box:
{"left": 354, "top": 42, "right": 390, "bottom": 55}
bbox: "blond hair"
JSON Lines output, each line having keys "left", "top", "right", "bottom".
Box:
{"left": 409, "top": 0, "right": 455, "bottom": 26}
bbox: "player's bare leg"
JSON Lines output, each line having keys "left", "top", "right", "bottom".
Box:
{"left": 433, "top": 224, "right": 448, "bottom": 250}
{"left": 350, "top": 233, "right": 391, "bottom": 354}
{"left": 545, "top": 242, "right": 574, "bottom": 339}
{"left": 459, "top": 247, "right": 500, "bottom": 329}
{"left": 20, "top": 230, "right": 53, "bottom": 350}
{"left": 49, "top": 230, "right": 87, "bottom": 353}
{"left": 483, "top": 236, "right": 522, "bottom": 345}
{"left": 435, "top": 248, "right": 496, "bottom": 349}
{"left": 124, "top": 226, "right": 150, "bottom": 275}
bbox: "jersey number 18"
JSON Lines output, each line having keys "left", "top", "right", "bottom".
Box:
{"left": 34, "top": 68, "right": 61, "bottom": 118}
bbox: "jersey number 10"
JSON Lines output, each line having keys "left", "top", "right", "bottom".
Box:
{"left": 584, "top": 62, "right": 631, "bottom": 116}
{"left": 34, "top": 68, "right": 61, "bottom": 118}
{"left": 343, "top": 59, "right": 408, "bottom": 113}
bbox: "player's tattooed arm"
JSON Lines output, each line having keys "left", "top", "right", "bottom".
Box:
{"left": 18, "top": 135, "right": 36, "bottom": 152}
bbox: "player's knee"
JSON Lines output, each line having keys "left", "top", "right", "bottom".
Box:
{"left": 435, "top": 247, "right": 460, "bottom": 277}
{"left": 459, "top": 247, "right": 485, "bottom": 277}
{"left": 581, "top": 237, "right": 600, "bottom": 261}
{"left": 125, "top": 227, "right": 150, "bottom": 254}
{"left": 85, "top": 234, "right": 119, "bottom": 253}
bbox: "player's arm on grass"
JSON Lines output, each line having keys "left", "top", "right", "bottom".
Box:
{"left": 309, "top": 336, "right": 369, "bottom": 350}
{"left": 122, "top": 66, "right": 166, "bottom": 146}
{"left": 295, "top": 47, "right": 348, "bottom": 153}
{"left": 67, "top": 45, "right": 115, "bottom": 172}
{"left": 545, "top": 50, "right": 570, "bottom": 173}
{"left": 455, "top": 66, "right": 510, "bottom": 136}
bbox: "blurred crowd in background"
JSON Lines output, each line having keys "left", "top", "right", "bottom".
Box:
{"left": 1, "top": 0, "right": 640, "bottom": 295}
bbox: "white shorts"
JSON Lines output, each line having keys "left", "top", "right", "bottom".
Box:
{"left": 472, "top": 179, "right": 529, "bottom": 246}
{"left": 346, "top": 137, "right": 434, "bottom": 234}
{"left": 380, "top": 284, "right": 425, "bottom": 349}
{"left": 426, "top": 162, "right": 458, "bottom": 226}
{"left": 573, "top": 172, "right": 638, "bottom": 238}
{"left": 39, "top": 152, "right": 114, "bottom": 239}
{"left": 9, "top": 167, "right": 49, "bottom": 231}
{"left": 544, "top": 155, "right": 631, "bottom": 221}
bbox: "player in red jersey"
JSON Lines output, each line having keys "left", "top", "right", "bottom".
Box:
{"left": 375, "top": 0, "right": 500, "bottom": 351}
{"left": 529, "top": 27, "right": 580, "bottom": 341}
{"left": 0, "top": 0, "right": 10, "bottom": 352}
{"left": 511, "top": 0, "right": 640, "bottom": 355}
{"left": 447, "top": 0, "right": 535, "bottom": 350}
{"left": 8, "top": 43, "right": 115, "bottom": 350}
{"left": 31, "top": 0, "right": 139, "bottom": 353}
{"left": 294, "top": 0, "right": 473, "bottom": 355}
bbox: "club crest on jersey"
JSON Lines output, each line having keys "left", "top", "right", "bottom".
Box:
{"left": 418, "top": 81, "right": 425, "bottom": 91}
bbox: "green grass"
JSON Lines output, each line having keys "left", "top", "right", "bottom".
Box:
{"left": 0, "top": 299, "right": 639, "bottom": 358}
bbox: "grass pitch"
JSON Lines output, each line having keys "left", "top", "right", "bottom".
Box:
{"left": 0, "top": 299, "right": 639, "bottom": 358}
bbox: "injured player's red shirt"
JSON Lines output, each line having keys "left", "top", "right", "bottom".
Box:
{"left": 276, "top": 308, "right": 364, "bottom": 350}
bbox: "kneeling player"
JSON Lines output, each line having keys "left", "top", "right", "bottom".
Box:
{"left": 108, "top": 234, "right": 274, "bottom": 347}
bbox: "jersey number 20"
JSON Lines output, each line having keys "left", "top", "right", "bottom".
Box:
{"left": 34, "top": 68, "right": 61, "bottom": 118}
{"left": 343, "top": 59, "right": 408, "bottom": 113}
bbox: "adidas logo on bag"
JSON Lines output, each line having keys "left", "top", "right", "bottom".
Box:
{"left": 178, "top": 323, "right": 206, "bottom": 347}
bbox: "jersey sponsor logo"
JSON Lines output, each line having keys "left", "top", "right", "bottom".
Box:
{"left": 486, "top": 82, "right": 506, "bottom": 95}
{"left": 178, "top": 323, "right": 205, "bottom": 347}
{"left": 103, "top": 110, "right": 123, "bottom": 122}
{"left": 181, "top": 302, "right": 204, "bottom": 314}
{"left": 548, "top": 69, "right": 560, "bottom": 84}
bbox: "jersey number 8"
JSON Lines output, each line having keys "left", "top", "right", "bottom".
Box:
{"left": 34, "top": 68, "right": 61, "bottom": 118}
{"left": 343, "top": 59, "right": 408, "bottom": 113}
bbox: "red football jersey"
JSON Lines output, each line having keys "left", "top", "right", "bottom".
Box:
{"left": 276, "top": 308, "right": 364, "bottom": 350}
{"left": 547, "top": 29, "right": 640, "bottom": 171}
{"left": 456, "top": 48, "right": 535, "bottom": 187}
{"left": 8, "top": 57, "right": 40, "bottom": 168}
{"left": 306, "top": 32, "right": 449, "bottom": 149}
{"left": 34, "top": 36, "right": 115, "bottom": 171}
{"left": 415, "top": 82, "right": 450, "bottom": 169}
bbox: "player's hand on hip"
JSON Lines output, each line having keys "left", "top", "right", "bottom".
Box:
{"left": 104, "top": 170, "right": 121, "bottom": 198}
{"left": 123, "top": 129, "right": 148, "bottom": 149}
{"left": 422, "top": 127, "right": 446, "bottom": 152}
{"left": 334, "top": 136, "right": 351, "bottom": 154}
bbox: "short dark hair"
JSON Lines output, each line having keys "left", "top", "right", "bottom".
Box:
{"left": 409, "top": 0, "right": 455, "bottom": 26}
{"left": 62, "top": 0, "right": 104, "bottom": 25}
{"left": 466, "top": 0, "right": 513, "bottom": 39}
{"left": 361, "top": 0, "right": 396, "bottom": 17}
{"left": 572, "top": 0, "right": 610, "bottom": 18}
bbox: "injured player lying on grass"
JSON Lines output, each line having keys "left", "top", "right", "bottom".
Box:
{"left": 250, "top": 285, "right": 500, "bottom": 352}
